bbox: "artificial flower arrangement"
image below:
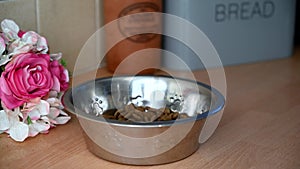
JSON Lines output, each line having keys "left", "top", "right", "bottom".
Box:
{"left": 0, "top": 19, "right": 71, "bottom": 142}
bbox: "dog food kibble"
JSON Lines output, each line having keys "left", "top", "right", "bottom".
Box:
{"left": 102, "top": 103, "right": 189, "bottom": 122}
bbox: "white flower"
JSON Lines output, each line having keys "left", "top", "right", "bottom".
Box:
{"left": 0, "top": 107, "right": 29, "bottom": 142}
{"left": 46, "top": 97, "right": 71, "bottom": 125}
{"left": 6, "top": 31, "right": 48, "bottom": 56}
{"left": 0, "top": 110, "right": 9, "bottom": 133}
{"left": 0, "top": 54, "right": 10, "bottom": 66}
{"left": 27, "top": 100, "right": 50, "bottom": 120}
{"left": 0, "top": 100, "right": 53, "bottom": 142}
{"left": 7, "top": 38, "right": 32, "bottom": 56}
{"left": 0, "top": 96, "right": 71, "bottom": 142}
{"left": 46, "top": 97, "right": 64, "bottom": 109}
{"left": 0, "top": 19, "right": 49, "bottom": 65}
{"left": 0, "top": 36, "right": 5, "bottom": 54}
{"left": 22, "top": 31, "right": 48, "bottom": 54}
{"left": 28, "top": 119, "right": 50, "bottom": 137}
{"left": 0, "top": 36, "right": 10, "bottom": 66}
{"left": 8, "top": 120, "right": 29, "bottom": 142}
{"left": 48, "top": 107, "right": 71, "bottom": 125}
{"left": 1, "top": 19, "right": 20, "bottom": 41}
{"left": 50, "top": 52, "right": 62, "bottom": 61}
{"left": 26, "top": 100, "right": 51, "bottom": 136}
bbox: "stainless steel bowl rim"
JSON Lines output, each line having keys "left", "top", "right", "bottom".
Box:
{"left": 63, "top": 75, "right": 225, "bottom": 128}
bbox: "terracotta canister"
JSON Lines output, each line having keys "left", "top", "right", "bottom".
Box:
{"left": 103, "top": 0, "right": 162, "bottom": 74}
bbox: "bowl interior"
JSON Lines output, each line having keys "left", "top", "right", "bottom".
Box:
{"left": 63, "top": 75, "right": 224, "bottom": 125}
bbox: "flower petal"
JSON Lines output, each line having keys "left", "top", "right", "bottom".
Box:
{"left": 7, "top": 106, "right": 22, "bottom": 118}
{"left": 0, "top": 55, "right": 11, "bottom": 66}
{"left": 0, "top": 110, "right": 9, "bottom": 131}
{"left": 38, "top": 100, "right": 50, "bottom": 116}
{"left": 28, "top": 100, "right": 50, "bottom": 120}
{"left": 28, "top": 126, "right": 39, "bottom": 137}
{"left": 1, "top": 19, "right": 20, "bottom": 40}
{"left": 28, "top": 121, "right": 50, "bottom": 137}
{"left": 50, "top": 53, "right": 62, "bottom": 61}
{"left": 37, "top": 36, "right": 48, "bottom": 53}
{"left": 59, "top": 110, "right": 69, "bottom": 117}
{"left": 48, "top": 91, "right": 58, "bottom": 98}
{"left": 8, "top": 38, "right": 32, "bottom": 55}
{"left": 46, "top": 97, "right": 63, "bottom": 108}
{"left": 0, "top": 36, "right": 5, "bottom": 54}
{"left": 21, "top": 31, "right": 48, "bottom": 53}
{"left": 1, "top": 32, "right": 9, "bottom": 43}
{"left": 28, "top": 109, "right": 41, "bottom": 121}
{"left": 54, "top": 116, "right": 71, "bottom": 125}
{"left": 21, "top": 31, "right": 39, "bottom": 45}
{"left": 8, "top": 121, "right": 29, "bottom": 142}
{"left": 48, "top": 107, "right": 60, "bottom": 119}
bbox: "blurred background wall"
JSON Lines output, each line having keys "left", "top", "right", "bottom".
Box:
{"left": 0, "top": 0, "right": 299, "bottom": 72}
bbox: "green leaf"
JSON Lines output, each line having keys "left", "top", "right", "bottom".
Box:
{"left": 27, "top": 116, "right": 33, "bottom": 125}
{"left": 60, "top": 59, "right": 67, "bottom": 68}
{"left": 59, "top": 58, "right": 72, "bottom": 78}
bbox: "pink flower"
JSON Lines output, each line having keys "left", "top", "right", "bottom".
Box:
{"left": 17, "top": 30, "right": 26, "bottom": 38}
{"left": 50, "top": 60, "right": 69, "bottom": 92}
{"left": 0, "top": 53, "right": 54, "bottom": 109}
{"left": 0, "top": 19, "right": 71, "bottom": 142}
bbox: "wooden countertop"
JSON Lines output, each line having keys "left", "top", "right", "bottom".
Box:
{"left": 1, "top": 47, "right": 300, "bottom": 169}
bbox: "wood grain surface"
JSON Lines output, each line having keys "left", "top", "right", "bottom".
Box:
{"left": 1, "top": 47, "right": 300, "bottom": 169}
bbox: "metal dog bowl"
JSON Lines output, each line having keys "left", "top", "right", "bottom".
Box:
{"left": 63, "top": 75, "right": 225, "bottom": 165}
